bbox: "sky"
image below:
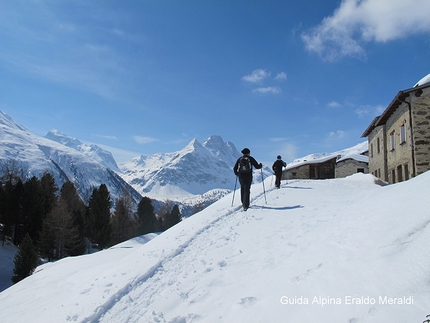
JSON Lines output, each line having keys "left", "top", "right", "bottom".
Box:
{"left": 1, "top": 172, "right": 430, "bottom": 322}
{"left": 1, "top": 0, "right": 430, "bottom": 164}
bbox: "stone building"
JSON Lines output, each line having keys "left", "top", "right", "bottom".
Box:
{"left": 282, "top": 143, "right": 368, "bottom": 181}
{"left": 335, "top": 154, "right": 369, "bottom": 178}
{"left": 361, "top": 74, "right": 430, "bottom": 184}
{"left": 282, "top": 156, "right": 338, "bottom": 180}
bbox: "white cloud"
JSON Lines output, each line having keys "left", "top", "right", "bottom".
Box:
{"left": 242, "top": 69, "right": 270, "bottom": 83}
{"left": 94, "top": 134, "right": 118, "bottom": 140}
{"left": 133, "top": 136, "right": 159, "bottom": 144}
{"left": 277, "top": 142, "right": 298, "bottom": 163}
{"left": 328, "top": 130, "right": 346, "bottom": 139}
{"left": 253, "top": 86, "right": 281, "bottom": 94}
{"left": 269, "top": 137, "right": 288, "bottom": 143}
{"left": 355, "top": 104, "right": 385, "bottom": 118}
{"left": 301, "top": 0, "right": 430, "bottom": 60}
{"left": 327, "top": 101, "right": 341, "bottom": 108}
{"left": 275, "top": 72, "right": 287, "bottom": 81}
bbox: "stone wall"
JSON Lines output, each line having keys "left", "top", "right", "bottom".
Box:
{"left": 335, "top": 159, "right": 368, "bottom": 178}
{"left": 282, "top": 164, "right": 309, "bottom": 180}
{"left": 368, "top": 125, "right": 387, "bottom": 181}
{"left": 385, "top": 103, "right": 413, "bottom": 183}
{"left": 412, "top": 94, "right": 430, "bottom": 175}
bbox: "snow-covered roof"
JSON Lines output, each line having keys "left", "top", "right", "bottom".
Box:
{"left": 414, "top": 73, "right": 430, "bottom": 87}
{"left": 285, "top": 142, "right": 368, "bottom": 171}
{"left": 337, "top": 154, "right": 368, "bottom": 163}
{"left": 285, "top": 154, "right": 338, "bottom": 171}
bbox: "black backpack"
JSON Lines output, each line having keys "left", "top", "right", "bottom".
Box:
{"left": 238, "top": 156, "right": 252, "bottom": 173}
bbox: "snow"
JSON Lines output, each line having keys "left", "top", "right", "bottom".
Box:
{"left": 285, "top": 141, "right": 368, "bottom": 170}
{"left": 414, "top": 73, "right": 430, "bottom": 87}
{"left": 1, "top": 171, "right": 430, "bottom": 322}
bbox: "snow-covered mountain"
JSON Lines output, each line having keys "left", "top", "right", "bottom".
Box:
{"left": 0, "top": 111, "right": 141, "bottom": 205}
{"left": 119, "top": 135, "right": 242, "bottom": 202}
{"left": 45, "top": 129, "right": 120, "bottom": 172}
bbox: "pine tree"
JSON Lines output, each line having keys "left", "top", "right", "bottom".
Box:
{"left": 37, "top": 215, "right": 56, "bottom": 261}
{"left": 169, "top": 204, "right": 182, "bottom": 228}
{"left": 164, "top": 204, "right": 182, "bottom": 231}
{"left": 88, "top": 184, "right": 112, "bottom": 249}
{"left": 11, "top": 179, "right": 23, "bottom": 246}
{"left": 60, "top": 181, "right": 86, "bottom": 255}
{"left": 134, "top": 196, "right": 158, "bottom": 235}
{"left": 39, "top": 172, "right": 58, "bottom": 217}
{"left": 12, "top": 233, "right": 38, "bottom": 284}
{"left": 22, "top": 176, "right": 44, "bottom": 244}
{"left": 38, "top": 200, "right": 84, "bottom": 260}
{"left": 111, "top": 193, "right": 134, "bottom": 245}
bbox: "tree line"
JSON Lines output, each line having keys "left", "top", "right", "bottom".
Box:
{"left": 0, "top": 169, "right": 182, "bottom": 284}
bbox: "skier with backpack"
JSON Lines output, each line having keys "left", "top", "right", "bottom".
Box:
{"left": 272, "top": 155, "right": 286, "bottom": 189}
{"left": 233, "top": 148, "right": 263, "bottom": 211}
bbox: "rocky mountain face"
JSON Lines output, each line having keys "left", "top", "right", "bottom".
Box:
{"left": 0, "top": 111, "right": 141, "bottom": 206}
{"left": 118, "top": 136, "right": 242, "bottom": 212}
{"left": 45, "top": 129, "right": 120, "bottom": 172}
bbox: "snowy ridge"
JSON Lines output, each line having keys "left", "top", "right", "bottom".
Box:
{"left": 0, "top": 111, "right": 141, "bottom": 205}
{"left": 1, "top": 171, "right": 430, "bottom": 322}
{"left": 45, "top": 129, "right": 120, "bottom": 172}
{"left": 119, "top": 135, "right": 243, "bottom": 201}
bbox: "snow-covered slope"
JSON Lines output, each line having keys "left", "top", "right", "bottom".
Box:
{"left": 119, "top": 135, "right": 242, "bottom": 201}
{"left": 0, "top": 111, "right": 141, "bottom": 205}
{"left": 1, "top": 171, "right": 430, "bottom": 322}
{"left": 45, "top": 129, "right": 120, "bottom": 172}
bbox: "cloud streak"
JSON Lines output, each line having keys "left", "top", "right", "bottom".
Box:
{"left": 133, "top": 136, "right": 159, "bottom": 145}
{"left": 242, "top": 69, "right": 271, "bottom": 83}
{"left": 253, "top": 86, "right": 281, "bottom": 94}
{"left": 301, "top": 0, "right": 430, "bottom": 60}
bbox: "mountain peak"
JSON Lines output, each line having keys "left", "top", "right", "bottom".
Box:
{"left": 0, "top": 111, "right": 28, "bottom": 131}
{"left": 202, "top": 135, "right": 225, "bottom": 149}
{"left": 46, "top": 129, "right": 82, "bottom": 150}
{"left": 45, "top": 129, "right": 119, "bottom": 171}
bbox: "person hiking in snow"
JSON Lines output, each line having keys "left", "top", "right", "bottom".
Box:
{"left": 272, "top": 155, "right": 286, "bottom": 189}
{"left": 233, "top": 148, "right": 262, "bottom": 211}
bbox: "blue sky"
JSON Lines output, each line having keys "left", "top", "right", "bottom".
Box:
{"left": 1, "top": 0, "right": 430, "bottom": 164}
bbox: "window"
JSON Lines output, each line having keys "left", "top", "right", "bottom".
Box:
{"left": 390, "top": 131, "right": 395, "bottom": 151}
{"left": 400, "top": 124, "right": 406, "bottom": 144}
{"left": 391, "top": 169, "right": 396, "bottom": 183}
{"left": 357, "top": 168, "right": 364, "bottom": 173}
{"left": 377, "top": 137, "right": 381, "bottom": 154}
{"left": 370, "top": 143, "right": 374, "bottom": 158}
{"left": 404, "top": 164, "right": 409, "bottom": 180}
{"left": 397, "top": 165, "right": 403, "bottom": 182}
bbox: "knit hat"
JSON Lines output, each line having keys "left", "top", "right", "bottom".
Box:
{"left": 241, "top": 148, "right": 250, "bottom": 154}
{"left": 277, "top": 155, "right": 282, "bottom": 160}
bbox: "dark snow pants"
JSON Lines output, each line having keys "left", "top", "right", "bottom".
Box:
{"left": 239, "top": 174, "right": 252, "bottom": 209}
{"left": 274, "top": 171, "right": 282, "bottom": 188}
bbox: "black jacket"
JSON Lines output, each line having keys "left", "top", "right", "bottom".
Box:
{"left": 272, "top": 159, "right": 286, "bottom": 174}
{"left": 233, "top": 155, "right": 262, "bottom": 176}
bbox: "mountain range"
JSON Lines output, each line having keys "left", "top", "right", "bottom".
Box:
{"left": 0, "top": 111, "right": 141, "bottom": 205}
{"left": 0, "top": 111, "right": 368, "bottom": 215}
{"left": 0, "top": 111, "right": 246, "bottom": 214}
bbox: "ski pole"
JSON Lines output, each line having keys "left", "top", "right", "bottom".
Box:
{"left": 231, "top": 175, "right": 238, "bottom": 207}
{"left": 261, "top": 168, "right": 267, "bottom": 204}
